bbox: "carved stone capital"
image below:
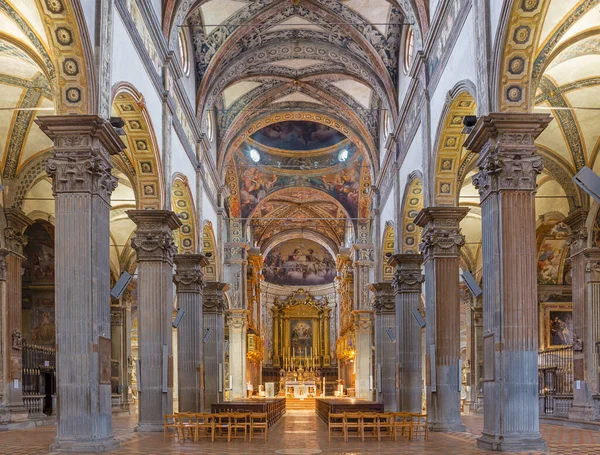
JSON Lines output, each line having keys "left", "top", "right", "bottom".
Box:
{"left": 4, "top": 208, "right": 32, "bottom": 255}
{"left": 352, "top": 310, "right": 374, "bottom": 331}
{"left": 583, "top": 249, "right": 600, "bottom": 283}
{"left": 36, "top": 115, "right": 125, "bottom": 202}
{"left": 173, "top": 254, "right": 209, "bottom": 293}
{"left": 389, "top": 253, "right": 424, "bottom": 294}
{"left": 224, "top": 242, "right": 249, "bottom": 264}
{"left": 351, "top": 243, "right": 374, "bottom": 265}
{"left": 203, "top": 281, "right": 230, "bottom": 313}
{"left": 226, "top": 309, "right": 247, "bottom": 330}
{"left": 564, "top": 209, "right": 588, "bottom": 257}
{"left": 415, "top": 207, "right": 469, "bottom": 259}
{"left": 369, "top": 282, "right": 395, "bottom": 313}
{"left": 464, "top": 113, "right": 551, "bottom": 201}
{"left": 110, "top": 310, "right": 123, "bottom": 326}
{"left": 127, "top": 210, "right": 182, "bottom": 263}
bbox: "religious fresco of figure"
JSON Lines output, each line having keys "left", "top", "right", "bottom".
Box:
{"left": 537, "top": 222, "right": 570, "bottom": 285}
{"left": 541, "top": 302, "right": 573, "bottom": 349}
{"left": 290, "top": 319, "right": 313, "bottom": 350}
{"left": 240, "top": 166, "right": 278, "bottom": 218}
{"left": 250, "top": 121, "right": 346, "bottom": 151}
{"left": 262, "top": 239, "right": 336, "bottom": 286}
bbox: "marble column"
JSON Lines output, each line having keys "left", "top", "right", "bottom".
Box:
{"left": 127, "top": 210, "right": 181, "bottom": 432}
{"left": 351, "top": 245, "right": 374, "bottom": 400}
{"left": 0, "top": 209, "right": 31, "bottom": 423}
{"left": 370, "top": 282, "right": 396, "bottom": 410}
{"left": 110, "top": 307, "right": 126, "bottom": 411}
{"left": 465, "top": 113, "right": 551, "bottom": 451}
{"left": 227, "top": 309, "right": 247, "bottom": 400}
{"left": 173, "top": 254, "right": 208, "bottom": 413}
{"left": 390, "top": 253, "right": 424, "bottom": 413}
{"left": 36, "top": 115, "right": 124, "bottom": 452}
{"left": 565, "top": 210, "right": 599, "bottom": 420}
{"left": 415, "top": 207, "right": 468, "bottom": 432}
{"left": 203, "top": 282, "right": 228, "bottom": 410}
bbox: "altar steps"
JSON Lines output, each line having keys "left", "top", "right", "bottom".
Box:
{"left": 286, "top": 397, "right": 316, "bottom": 410}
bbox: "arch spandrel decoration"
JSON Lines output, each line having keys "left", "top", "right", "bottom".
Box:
{"left": 382, "top": 222, "right": 395, "bottom": 281}
{"left": 171, "top": 174, "right": 197, "bottom": 253}
{"left": 402, "top": 177, "right": 424, "bottom": 253}
{"left": 202, "top": 221, "right": 218, "bottom": 281}
{"left": 34, "top": 0, "right": 94, "bottom": 113}
{"left": 112, "top": 85, "right": 164, "bottom": 209}
{"left": 434, "top": 92, "right": 477, "bottom": 206}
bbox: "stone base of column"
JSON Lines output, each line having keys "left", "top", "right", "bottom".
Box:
{"left": 477, "top": 432, "right": 546, "bottom": 452}
{"left": 50, "top": 436, "right": 120, "bottom": 453}
{"left": 135, "top": 421, "right": 164, "bottom": 432}
{"left": 0, "top": 405, "right": 29, "bottom": 423}
{"left": 429, "top": 422, "right": 466, "bottom": 432}
{"left": 568, "top": 405, "right": 597, "bottom": 421}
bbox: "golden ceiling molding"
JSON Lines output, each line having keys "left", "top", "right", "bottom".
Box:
{"left": 433, "top": 91, "right": 477, "bottom": 206}
{"left": 112, "top": 83, "right": 164, "bottom": 209}
{"left": 401, "top": 175, "right": 423, "bottom": 254}
{"left": 171, "top": 174, "right": 197, "bottom": 254}
{"left": 34, "top": 0, "right": 94, "bottom": 114}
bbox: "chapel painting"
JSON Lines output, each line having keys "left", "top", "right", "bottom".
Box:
{"left": 250, "top": 120, "right": 346, "bottom": 151}
{"left": 537, "top": 222, "right": 569, "bottom": 285}
{"left": 262, "top": 239, "right": 336, "bottom": 286}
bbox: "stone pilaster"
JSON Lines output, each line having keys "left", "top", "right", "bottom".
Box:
{"left": 203, "top": 282, "right": 228, "bottom": 410}
{"left": 0, "top": 209, "right": 32, "bottom": 423}
{"left": 36, "top": 115, "right": 124, "bottom": 452}
{"left": 390, "top": 253, "right": 424, "bottom": 413}
{"left": 370, "top": 282, "right": 396, "bottom": 410}
{"left": 352, "top": 244, "right": 374, "bottom": 400}
{"left": 415, "top": 207, "right": 468, "bottom": 432}
{"left": 467, "top": 302, "right": 483, "bottom": 411}
{"left": 227, "top": 309, "right": 247, "bottom": 400}
{"left": 127, "top": 210, "right": 181, "bottom": 432}
{"left": 465, "top": 113, "right": 551, "bottom": 451}
{"left": 565, "top": 209, "right": 596, "bottom": 420}
{"left": 173, "top": 254, "right": 208, "bottom": 413}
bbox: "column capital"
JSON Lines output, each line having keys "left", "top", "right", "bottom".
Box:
{"left": 351, "top": 243, "right": 374, "bottom": 265}
{"left": 36, "top": 115, "right": 125, "bottom": 202}
{"left": 173, "top": 254, "right": 209, "bottom": 293}
{"left": 464, "top": 113, "right": 551, "bottom": 200}
{"left": 389, "top": 253, "right": 424, "bottom": 294}
{"left": 564, "top": 209, "right": 589, "bottom": 257}
{"left": 203, "top": 281, "right": 230, "bottom": 313}
{"left": 226, "top": 308, "right": 248, "bottom": 330}
{"left": 4, "top": 208, "right": 33, "bottom": 255}
{"left": 127, "top": 210, "right": 182, "bottom": 263}
{"left": 415, "top": 207, "right": 469, "bottom": 258}
{"left": 369, "top": 282, "right": 395, "bottom": 313}
{"left": 352, "top": 310, "right": 374, "bottom": 331}
{"left": 224, "top": 242, "right": 249, "bottom": 264}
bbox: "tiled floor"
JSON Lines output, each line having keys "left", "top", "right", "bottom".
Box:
{"left": 0, "top": 410, "right": 598, "bottom": 455}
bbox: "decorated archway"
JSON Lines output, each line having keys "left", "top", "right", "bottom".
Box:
{"left": 382, "top": 221, "right": 395, "bottom": 281}
{"left": 202, "top": 221, "right": 218, "bottom": 281}
{"left": 400, "top": 175, "right": 424, "bottom": 253}
{"left": 171, "top": 174, "right": 197, "bottom": 253}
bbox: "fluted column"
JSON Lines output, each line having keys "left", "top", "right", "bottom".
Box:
{"left": 565, "top": 209, "right": 599, "bottom": 420}
{"left": 352, "top": 244, "right": 374, "bottom": 400}
{"left": 0, "top": 209, "right": 32, "bottom": 423}
{"left": 227, "top": 309, "right": 247, "bottom": 399}
{"left": 415, "top": 207, "right": 468, "bottom": 432}
{"left": 36, "top": 115, "right": 124, "bottom": 452}
{"left": 173, "top": 254, "right": 208, "bottom": 413}
{"left": 465, "top": 113, "right": 551, "bottom": 451}
{"left": 203, "top": 282, "right": 228, "bottom": 410}
{"left": 370, "top": 282, "right": 396, "bottom": 410}
{"left": 390, "top": 254, "right": 424, "bottom": 413}
{"left": 467, "top": 302, "right": 483, "bottom": 411}
{"left": 127, "top": 210, "right": 181, "bottom": 432}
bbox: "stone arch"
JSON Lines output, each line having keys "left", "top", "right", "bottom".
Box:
{"left": 202, "top": 220, "right": 218, "bottom": 281}
{"left": 111, "top": 82, "right": 164, "bottom": 209}
{"left": 382, "top": 221, "right": 395, "bottom": 281}
{"left": 171, "top": 173, "right": 197, "bottom": 253}
{"left": 34, "top": 0, "right": 96, "bottom": 114}
{"left": 400, "top": 173, "right": 424, "bottom": 253}
{"left": 432, "top": 90, "right": 477, "bottom": 206}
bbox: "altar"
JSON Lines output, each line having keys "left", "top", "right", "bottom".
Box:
{"left": 285, "top": 381, "right": 316, "bottom": 398}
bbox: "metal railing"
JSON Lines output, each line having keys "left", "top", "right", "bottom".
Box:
{"left": 538, "top": 347, "right": 573, "bottom": 416}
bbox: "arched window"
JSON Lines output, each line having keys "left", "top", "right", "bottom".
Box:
{"left": 404, "top": 28, "right": 414, "bottom": 73}
{"left": 178, "top": 30, "right": 190, "bottom": 76}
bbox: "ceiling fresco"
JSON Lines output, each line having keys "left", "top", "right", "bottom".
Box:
{"left": 249, "top": 120, "right": 347, "bottom": 151}
{"left": 262, "top": 238, "right": 336, "bottom": 286}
